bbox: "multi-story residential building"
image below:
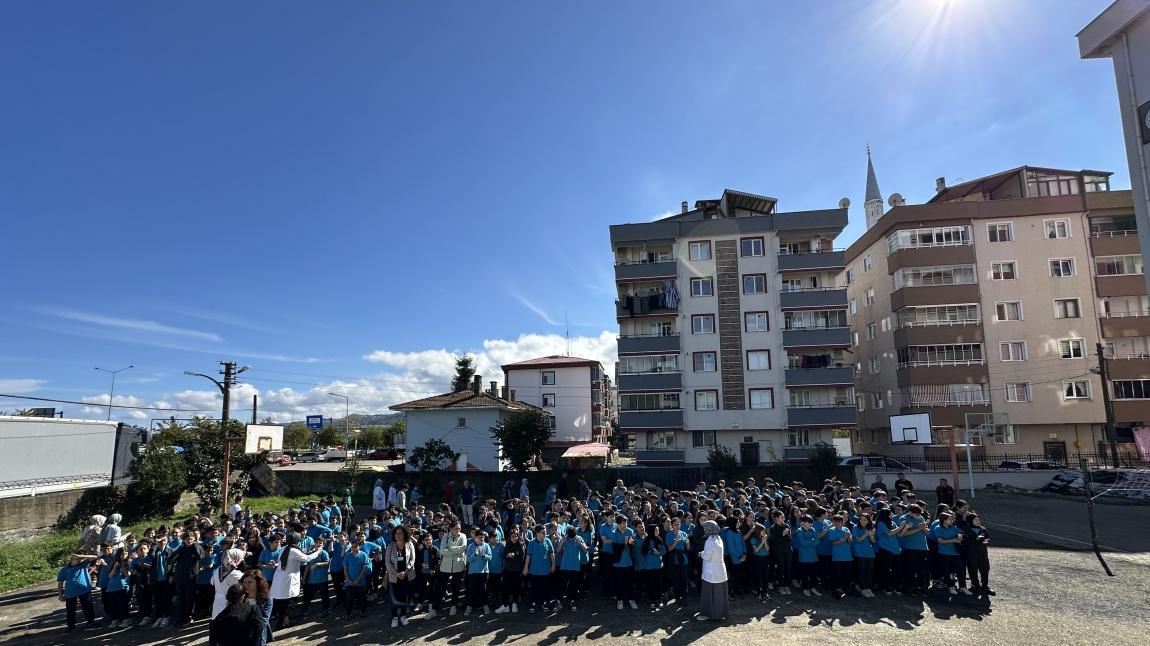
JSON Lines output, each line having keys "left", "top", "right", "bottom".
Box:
{"left": 610, "top": 190, "right": 854, "bottom": 466}
{"left": 846, "top": 160, "right": 1142, "bottom": 462}
{"left": 501, "top": 355, "right": 614, "bottom": 445}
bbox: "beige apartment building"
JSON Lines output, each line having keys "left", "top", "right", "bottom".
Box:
{"left": 845, "top": 162, "right": 1143, "bottom": 463}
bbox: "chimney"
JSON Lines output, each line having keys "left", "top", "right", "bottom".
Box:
{"left": 681, "top": 201, "right": 688, "bottom": 213}
{"left": 509, "top": 389, "right": 516, "bottom": 402}
{"left": 489, "top": 381, "right": 499, "bottom": 397}
{"left": 501, "top": 385, "right": 509, "bottom": 399}
{"left": 471, "top": 374, "right": 482, "bottom": 394}
{"left": 935, "top": 177, "right": 946, "bottom": 192}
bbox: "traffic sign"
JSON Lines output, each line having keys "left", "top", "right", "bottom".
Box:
{"left": 306, "top": 415, "right": 324, "bottom": 430}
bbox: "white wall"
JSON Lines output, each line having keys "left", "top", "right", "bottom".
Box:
{"left": 403, "top": 408, "right": 506, "bottom": 472}
{"left": 505, "top": 365, "right": 593, "bottom": 442}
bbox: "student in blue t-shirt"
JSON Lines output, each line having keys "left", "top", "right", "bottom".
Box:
{"left": 557, "top": 527, "right": 588, "bottom": 609}
{"left": 464, "top": 529, "right": 491, "bottom": 615}
{"left": 813, "top": 508, "right": 832, "bottom": 591}
{"left": 826, "top": 514, "right": 854, "bottom": 598}
{"left": 487, "top": 533, "right": 504, "bottom": 609}
{"left": 933, "top": 512, "right": 969, "bottom": 595}
{"left": 795, "top": 515, "right": 821, "bottom": 596}
{"left": 636, "top": 524, "right": 666, "bottom": 609}
{"left": 342, "top": 541, "right": 371, "bottom": 618}
{"left": 300, "top": 541, "right": 331, "bottom": 618}
{"left": 664, "top": 517, "right": 690, "bottom": 602}
{"left": 575, "top": 517, "right": 595, "bottom": 597}
{"left": 608, "top": 516, "right": 636, "bottom": 610}
{"left": 720, "top": 517, "right": 748, "bottom": 597}
{"left": 899, "top": 505, "right": 930, "bottom": 595}
{"left": 874, "top": 508, "right": 903, "bottom": 594}
{"left": 852, "top": 512, "right": 877, "bottom": 597}
{"left": 259, "top": 534, "right": 283, "bottom": 586}
{"left": 328, "top": 533, "right": 347, "bottom": 608}
{"left": 103, "top": 547, "right": 133, "bottom": 627}
{"left": 57, "top": 552, "right": 100, "bottom": 632}
{"left": 748, "top": 523, "right": 770, "bottom": 601}
{"left": 523, "top": 525, "right": 555, "bottom": 613}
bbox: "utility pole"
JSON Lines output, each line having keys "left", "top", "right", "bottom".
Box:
{"left": 251, "top": 394, "right": 258, "bottom": 425}
{"left": 1095, "top": 343, "right": 1121, "bottom": 469}
{"left": 184, "top": 362, "right": 249, "bottom": 513}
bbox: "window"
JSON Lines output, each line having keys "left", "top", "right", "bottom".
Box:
{"left": 995, "top": 301, "right": 1023, "bottom": 321}
{"left": 899, "top": 383, "right": 990, "bottom": 406}
{"left": 1050, "top": 258, "right": 1075, "bottom": 277}
{"left": 863, "top": 255, "right": 873, "bottom": 271}
{"left": 545, "top": 416, "right": 556, "bottom": 430}
{"left": 987, "top": 223, "right": 1013, "bottom": 242}
{"left": 691, "top": 430, "right": 716, "bottom": 448}
{"left": 854, "top": 362, "right": 862, "bottom": 376}
{"left": 1000, "top": 341, "right": 1027, "bottom": 361}
{"left": 1004, "top": 383, "right": 1031, "bottom": 403}
{"left": 846, "top": 268, "right": 855, "bottom": 284}
{"left": 897, "top": 344, "right": 984, "bottom": 366}
{"left": 618, "top": 354, "right": 678, "bottom": 374}
{"left": 541, "top": 371, "right": 556, "bottom": 385}
{"left": 864, "top": 288, "right": 875, "bottom": 307}
{"left": 744, "top": 312, "right": 769, "bottom": 332}
{"left": 646, "top": 430, "right": 676, "bottom": 450}
{"left": 1063, "top": 380, "right": 1091, "bottom": 399}
{"left": 1054, "top": 298, "right": 1081, "bottom": 319}
{"left": 787, "top": 429, "right": 811, "bottom": 447}
{"left": 692, "top": 314, "right": 715, "bottom": 334}
{"left": 693, "top": 352, "right": 717, "bottom": 372}
{"left": 542, "top": 393, "right": 556, "bottom": 408}
{"left": 868, "top": 357, "right": 881, "bottom": 374}
{"left": 749, "top": 388, "right": 774, "bottom": 409}
{"left": 1095, "top": 255, "right": 1144, "bottom": 276}
{"left": 1026, "top": 170, "right": 1081, "bottom": 197}
{"left": 780, "top": 242, "right": 800, "bottom": 255}
{"left": 856, "top": 395, "right": 865, "bottom": 411}
{"left": 457, "top": 417, "right": 467, "bottom": 428}
{"left": 893, "top": 264, "right": 976, "bottom": 288}
{"left": 1113, "top": 379, "right": 1150, "bottom": 399}
{"left": 689, "top": 241, "right": 712, "bottom": 261}
{"left": 695, "top": 390, "right": 718, "bottom": 411}
{"left": 690, "top": 277, "right": 713, "bottom": 297}
{"left": 746, "top": 350, "right": 771, "bottom": 370}
{"left": 991, "top": 262, "right": 1017, "bottom": 280}
{"left": 1058, "top": 338, "right": 1086, "bottom": 359}
{"left": 896, "top": 304, "right": 980, "bottom": 327}
{"left": 886, "top": 225, "right": 972, "bottom": 253}
{"left": 742, "top": 274, "right": 767, "bottom": 294}
{"left": 872, "top": 393, "right": 883, "bottom": 409}
{"left": 784, "top": 310, "right": 847, "bottom": 329}
{"left": 1045, "top": 219, "right": 1070, "bottom": 239}
{"left": 849, "top": 300, "right": 858, "bottom": 315}
{"left": 781, "top": 278, "right": 803, "bottom": 292}
{"left": 993, "top": 424, "right": 1018, "bottom": 444}
{"left": 866, "top": 323, "right": 877, "bottom": 340}
{"left": 740, "top": 237, "right": 764, "bottom": 257}
{"left": 620, "top": 392, "right": 680, "bottom": 410}
{"left": 852, "top": 331, "right": 860, "bottom": 346}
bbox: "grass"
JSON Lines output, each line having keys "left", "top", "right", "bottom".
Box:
{"left": 0, "top": 495, "right": 314, "bottom": 595}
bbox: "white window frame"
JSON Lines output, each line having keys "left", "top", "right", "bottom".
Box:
{"left": 1049, "top": 258, "right": 1075, "bottom": 277}
{"left": 864, "top": 288, "right": 875, "bottom": 307}
{"left": 689, "top": 241, "right": 712, "bottom": 261}
{"left": 993, "top": 424, "right": 1018, "bottom": 444}
{"left": 866, "top": 323, "right": 877, "bottom": 340}
{"left": 695, "top": 390, "right": 718, "bottom": 411}
{"left": 1063, "top": 380, "right": 1091, "bottom": 400}
{"left": 987, "top": 222, "right": 1013, "bottom": 242}
{"left": 846, "top": 268, "right": 855, "bottom": 285}
{"left": 991, "top": 261, "right": 1018, "bottom": 280}
{"left": 692, "top": 314, "right": 715, "bottom": 334}
{"left": 689, "top": 277, "right": 713, "bottom": 297}
{"left": 863, "top": 255, "right": 873, "bottom": 271}
{"left": 871, "top": 393, "right": 882, "bottom": 409}
{"left": 849, "top": 300, "right": 858, "bottom": 315}
{"left": 740, "top": 237, "right": 764, "bottom": 257}
{"left": 744, "top": 312, "right": 768, "bottom": 332}
{"left": 995, "top": 301, "right": 1023, "bottom": 321}
{"left": 748, "top": 388, "right": 774, "bottom": 410}
{"left": 693, "top": 352, "right": 717, "bottom": 373}
{"left": 542, "top": 393, "right": 557, "bottom": 408}
{"left": 1000, "top": 341, "right": 1027, "bottom": 361}
{"left": 1059, "top": 338, "right": 1086, "bottom": 359}
{"left": 1044, "top": 219, "right": 1071, "bottom": 239}
{"left": 1004, "top": 382, "right": 1031, "bottom": 403}
{"left": 691, "top": 430, "right": 717, "bottom": 448}
{"left": 742, "top": 274, "right": 767, "bottom": 294}
{"left": 1054, "top": 298, "right": 1082, "bottom": 319}
{"left": 868, "top": 357, "right": 881, "bottom": 374}
{"left": 746, "top": 350, "right": 770, "bottom": 371}
{"left": 541, "top": 371, "right": 556, "bottom": 385}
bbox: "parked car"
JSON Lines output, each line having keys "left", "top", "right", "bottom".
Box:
{"left": 296, "top": 451, "right": 320, "bottom": 463}
{"left": 323, "top": 447, "right": 347, "bottom": 462}
{"left": 369, "top": 448, "right": 399, "bottom": 460}
{"left": 997, "top": 459, "right": 1064, "bottom": 471}
{"left": 275, "top": 454, "right": 293, "bottom": 467}
{"left": 839, "top": 455, "right": 920, "bottom": 473}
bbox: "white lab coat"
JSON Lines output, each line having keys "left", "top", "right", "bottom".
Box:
{"left": 701, "top": 535, "right": 727, "bottom": 584}
{"left": 269, "top": 548, "right": 321, "bottom": 600}
{"left": 211, "top": 566, "right": 244, "bottom": 618}
{"left": 372, "top": 485, "right": 386, "bottom": 511}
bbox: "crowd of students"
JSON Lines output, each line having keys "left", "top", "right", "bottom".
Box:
{"left": 55, "top": 474, "right": 993, "bottom": 643}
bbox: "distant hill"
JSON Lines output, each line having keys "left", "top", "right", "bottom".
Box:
{"left": 284, "top": 412, "right": 404, "bottom": 427}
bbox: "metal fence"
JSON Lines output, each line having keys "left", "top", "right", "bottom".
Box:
{"left": 883, "top": 452, "right": 1150, "bottom": 472}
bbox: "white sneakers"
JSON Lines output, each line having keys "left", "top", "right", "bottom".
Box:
{"left": 628, "top": 600, "right": 638, "bottom": 610}
{"left": 428, "top": 609, "right": 437, "bottom": 619}
{"left": 495, "top": 605, "right": 509, "bottom": 614}
{"left": 511, "top": 603, "right": 519, "bottom": 613}
{"left": 861, "top": 589, "right": 875, "bottom": 598}
{"left": 155, "top": 618, "right": 169, "bottom": 628}
{"left": 811, "top": 589, "right": 823, "bottom": 597}
{"left": 464, "top": 607, "right": 472, "bottom": 616}
{"left": 401, "top": 616, "right": 409, "bottom": 626}
{"left": 616, "top": 600, "right": 624, "bottom": 610}
{"left": 449, "top": 606, "right": 458, "bottom": 616}
{"left": 137, "top": 618, "right": 152, "bottom": 627}
{"left": 803, "top": 589, "right": 812, "bottom": 597}
{"left": 391, "top": 618, "right": 399, "bottom": 628}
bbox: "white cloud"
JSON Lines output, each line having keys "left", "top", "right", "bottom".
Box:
{"left": 0, "top": 379, "right": 47, "bottom": 394}
{"left": 507, "top": 290, "right": 561, "bottom": 326}
{"left": 48, "top": 309, "right": 222, "bottom": 342}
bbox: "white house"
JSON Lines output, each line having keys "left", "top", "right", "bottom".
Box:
{"left": 391, "top": 376, "right": 550, "bottom": 472}
{"left": 502, "top": 355, "right": 613, "bottom": 445}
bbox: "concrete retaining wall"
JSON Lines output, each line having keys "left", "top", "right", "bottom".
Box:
{"left": 886, "top": 470, "right": 1058, "bottom": 493}
{"left": 0, "top": 489, "right": 94, "bottom": 537}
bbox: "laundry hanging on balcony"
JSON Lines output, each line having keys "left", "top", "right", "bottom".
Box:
{"left": 663, "top": 279, "right": 679, "bottom": 309}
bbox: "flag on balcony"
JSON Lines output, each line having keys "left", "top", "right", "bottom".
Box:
{"left": 664, "top": 279, "right": 679, "bottom": 309}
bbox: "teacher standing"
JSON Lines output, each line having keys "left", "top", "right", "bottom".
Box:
{"left": 696, "top": 520, "right": 728, "bottom": 621}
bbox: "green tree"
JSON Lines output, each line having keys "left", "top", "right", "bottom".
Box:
{"left": 707, "top": 444, "right": 739, "bottom": 478}
{"left": 315, "top": 426, "right": 343, "bottom": 448}
{"left": 150, "top": 416, "right": 258, "bottom": 512}
{"left": 490, "top": 410, "right": 553, "bottom": 473}
{"left": 451, "top": 355, "right": 476, "bottom": 392}
{"left": 408, "top": 438, "right": 460, "bottom": 472}
{"left": 356, "top": 427, "right": 386, "bottom": 450}
{"left": 126, "top": 445, "right": 187, "bottom": 518}
{"left": 283, "top": 423, "right": 309, "bottom": 450}
{"left": 810, "top": 443, "right": 840, "bottom": 480}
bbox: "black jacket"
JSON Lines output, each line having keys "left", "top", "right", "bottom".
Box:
{"left": 414, "top": 545, "right": 440, "bottom": 575}
{"left": 171, "top": 544, "right": 205, "bottom": 582}
{"left": 209, "top": 601, "right": 261, "bottom": 646}
{"left": 503, "top": 540, "right": 525, "bottom": 573}
{"left": 963, "top": 525, "right": 990, "bottom": 563}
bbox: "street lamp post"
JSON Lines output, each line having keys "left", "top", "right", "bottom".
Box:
{"left": 185, "top": 362, "right": 250, "bottom": 510}
{"left": 94, "top": 365, "right": 134, "bottom": 421}
{"left": 329, "top": 392, "right": 350, "bottom": 453}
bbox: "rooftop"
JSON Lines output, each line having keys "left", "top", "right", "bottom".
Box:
{"left": 502, "top": 355, "right": 602, "bottom": 370}
{"left": 389, "top": 390, "right": 549, "bottom": 412}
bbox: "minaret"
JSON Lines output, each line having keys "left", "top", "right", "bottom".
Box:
{"left": 864, "top": 146, "right": 883, "bottom": 230}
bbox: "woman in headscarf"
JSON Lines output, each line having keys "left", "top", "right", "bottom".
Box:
{"left": 268, "top": 532, "right": 321, "bottom": 629}
{"left": 79, "top": 515, "right": 106, "bottom": 552}
{"left": 101, "top": 513, "right": 124, "bottom": 549}
{"left": 696, "top": 520, "right": 729, "bottom": 621}
{"left": 211, "top": 548, "right": 249, "bottom": 621}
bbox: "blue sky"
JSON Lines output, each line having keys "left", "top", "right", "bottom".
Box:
{"left": 0, "top": 0, "right": 1129, "bottom": 423}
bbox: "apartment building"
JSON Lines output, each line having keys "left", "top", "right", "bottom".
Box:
{"left": 846, "top": 162, "right": 1142, "bottom": 462}
{"left": 501, "top": 355, "right": 614, "bottom": 445}
{"left": 611, "top": 190, "right": 854, "bottom": 466}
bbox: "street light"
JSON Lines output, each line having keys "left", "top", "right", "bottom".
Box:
{"left": 94, "top": 365, "right": 134, "bottom": 421}
{"left": 184, "top": 362, "right": 251, "bottom": 511}
{"left": 329, "top": 392, "right": 350, "bottom": 453}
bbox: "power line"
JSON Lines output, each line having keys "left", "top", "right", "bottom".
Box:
{"left": 0, "top": 393, "right": 251, "bottom": 413}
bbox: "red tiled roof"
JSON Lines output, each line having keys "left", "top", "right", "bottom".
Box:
{"left": 501, "top": 355, "right": 601, "bottom": 370}
{"left": 389, "top": 390, "right": 548, "bottom": 412}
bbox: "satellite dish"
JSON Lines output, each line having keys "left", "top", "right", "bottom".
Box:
{"left": 838, "top": 197, "right": 850, "bottom": 209}
{"left": 888, "top": 193, "right": 905, "bottom": 207}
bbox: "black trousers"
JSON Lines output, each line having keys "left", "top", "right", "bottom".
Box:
{"left": 135, "top": 582, "right": 153, "bottom": 619}
{"left": 487, "top": 573, "right": 502, "bottom": 605}
{"left": 272, "top": 597, "right": 293, "bottom": 629}
{"left": 344, "top": 586, "right": 367, "bottom": 617}
{"left": 436, "top": 571, "right": 464, "bottom": 609}
{"left": 500, "top": 572, "right": 522, "bottom": 604}
{"left": 611, "top": 566, "right": 632, "bottom": 601}
{"left": 751, "top": 556, "right": 770, "bottom": 593}
{"left": 172, "top": 578, "right": 196, "bottom": 625}
{"left": 151, "top": 580, "right": 172, "bottom": 620}
{"left": 560, "top": 570, "right": 580, "bottom": 603}
{"left": 330, "top": 571, "right": 345, "bottom": 606}
{"left": 902, "top": 550, "right": 929, "bottom": 590}
{"left": 528, "top": 574, "right": 551, "bottom": 606}
{"left": 643, "top": 569, "right": 662, "bottom": 604}
{"left": 967, "top": 552, "right": 990, "bottom": 592}
{"left": 855, "top": 556, "right": 875, "bottom": 590}
{"left": 830, "top": 561, "right": 852, "bottom": 592}
{"left": 668, "top": 561, "right": 688, "bottom": 600}
{"left": 195, "top": 583, "right": 214, "bottom": 618}
{"left": 874, "top": 550, "right": 897, "bottom": 591}
{"left": 65, "top": 594, "right": 96, "bottom": 629}
{"left": 771, "top": 549, "right": 792, "bottom": 588}
{"left": 465, "top": 573, "right": 487, "bottom": 609}
{"left": 391, "top": 578, "right": 412, "bottom": 617}
{"left": 415, "top": 573, "right": 435, "bottom": 605}
{"left": 301, "top": 581, "right": 330, "bottom": 613}
{"left": 104, "top": 589, "right": 129, "bottom": 620}
{"left": 799, "top": 561, "right": 817, "bottom": 590}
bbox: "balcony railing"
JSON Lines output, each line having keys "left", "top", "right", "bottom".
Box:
{"left": 896, "top": 319, "right": 981, "bottom": 329}
{"left": 1101, "top": 311, "right": 1150, "bottom": 318}
{"left": 899, "top": 398, "right": 991, "bottom": 407}
{"left": 618, "top": 332, "right": 680, "bottom": 338}
{"left": 779, "top": 286, "right": 843, "bottom": 293}
{"left": 887, "top": 239, "right": 973, "bottom": 254}
{"left": 897, "top": 359, "right": 985, "bottom": 368}
{"left": 1104, "top": 352, "right": 1150, "bottom": 360}
{"left": 1090, "top": 230, "right": 1138, "bottom": 237}
{"left": 777, "top": 248, "right": 846, "bottom": 255}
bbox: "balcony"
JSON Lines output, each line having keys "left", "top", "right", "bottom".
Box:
{"left": 890, "top": 283, "right": 981, "bottom": 310}
{"left": 782, "top": 327, "right": 852, "bottom": 348}
{"left": 898, "top": 404, "right": 992, "bottom": 427}
{"left": 785, "top": 366, "right": 855, "bottom": 386}
{"left": 1100, "top": 312, "right": 1150, "bottom": 339}
{"left": 896, "top": 362, "right": 988, "bottom": 387}
{"left": 635, "top": 449, "right": 686, "bottom": 464}
{"left": 1106, "top": 355, "right": 1150, "bottom": 380}
{"left": 786, "top": 405, "right": 857, "bottom": 427}
{"left": 894, "top": 322, "right": 984, "bottom": 346}
{"left": 1113, "top": 400, "right": 1150, "bottom": 425}
{"left": 615, "top": 260, "right": 678, "bottom": 282}
{"left": 1095, "top": 275, "right": 1147, "bottom": 297}
{"left": 777, "top": 250, "right": 845, "bottom": 272}
{"left": 616, "top": 296, "right": 677, "bottom": 319}
{"left": 780, "top": 287, "right": 848, "bottom": 310}
{"left": 618, "top": 372, "right": 682, "bottom": 391}
{"left": 887, "top": 244, "right": 975, "bottom": 273}
{"left": 618, "top": 409, "right": 683, "bottom": 429}
{"left": 1090, "top": 231, "right": 1140, "bottom": 256}
{"left": 618, "top": 334, "right": 680, "bottom": 354}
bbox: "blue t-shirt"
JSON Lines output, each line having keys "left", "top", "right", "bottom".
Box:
{"left": 851, "top": 526, "right": 875, "bottom": 558}
{"left": 343, "top": 551, "right": 371, "bottom": 586}
{"left": 329, "top": 541, "right": 346, "bottom": 572}
{"left": 638, "top": 540, "right": 665, "bottom": 571}
{"left": 58, "top": 561, "right": 93, "bottom": 598}
{"left": 827, "top": 526, "right": 853, "bottom": 562}
{"left": 466, "top": 542, "right": 491, "bottom": 574}
{"left": 750, "top": 536, "right": 769, "bottom": 557}
{"left": 598, "top": 522, "right": 616, "bottom": 554}
{"left": 796, "top": 527, "right": 819, "bottom": 563}
{"left": 610, "top": 528, "right": 635, "bottom": 568}
{"left": 665, "top": 530, "right": 688, "bottom": 565}
{"left": 721, "top": 528, "right": 746, "bottom": 562}
{"left": 934, "top": 525, "right": 960, "bottom": 556}
{"left": 900, "top": 516, "right": 929, "bottom": 551}
{"left": 305, "top": 550, "right": 330, "bottom": 585}
{"left": 106, "top": 564, "right": 130, "bottom": 592}
{"left": 815, "top": 519, "right": 832, "bottom": 556}
{"left": 196, "top": 552, "right": 217, "bottom": 585}
{"left": 260, "top": 547, "right": 283, "bottom": 583}
{"left": 306, "top": 524, "right": 331, "bottom": 540}
{"left": 876, "top": 521, "right": 902, "bottom": 555}
{"left": 526, "top": 538, "right": 554, "bottom": 576}
{"left": 488, "top": 543, "right": 504, "bottom": 574}
{"left": 558, "top": 537, "right": 583, "bottom": 571}
{"left": 153, "top": 549, "right": 169, "bottom": 580}
{"left": 576, "top": 529, "right": 595, "bottom": 563}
